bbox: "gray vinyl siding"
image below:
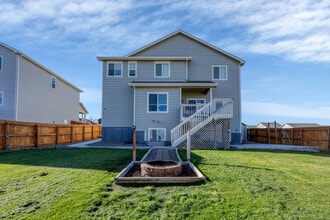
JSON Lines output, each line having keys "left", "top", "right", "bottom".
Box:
{"left": 131, "top": 33, "right": 242, "bottom": 134}
{"left": 17, "top": 56, "right": 80, "bottom": 123}
{"left": 136, "top": 61, "right": 186, "bottom": 81}
{"left": 102, "top": 60, "right": 186, "bottom": 128}
{"left": 0, "top": 45, "right": 17, "bottom": 120}
{"left": 135, "top": 88, "right": 181, "bottom": 142}
{"left": 102, "top": 61, "right": 134, "bottom": 127}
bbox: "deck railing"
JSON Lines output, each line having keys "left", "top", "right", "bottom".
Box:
{"left": 180, "top": 104, "right": 206, "bottom": 121}
{"left": 171, "top": 99, "right": 233, "bottom": 147}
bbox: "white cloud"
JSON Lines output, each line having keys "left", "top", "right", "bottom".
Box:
{"left": 243, "top": 101, "right": 330, "bottom": 119}
{"left": 0, "top": 0, "right": 329, "bottom": 62}
{"left": 177, "top": 0, "right": 330, "bottom": 63}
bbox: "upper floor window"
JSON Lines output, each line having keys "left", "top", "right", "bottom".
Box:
{"left": 0, "top": 92, "right": 3, "bottom": 106}
{"left": 213, "top": 65, "right": 227, "bottom": 80}
{"left": 128, "top": 62, "right": 137, "bottom": 77}
{"left": 51, "top": 77, "right": 56, "bottom": 89}
{"left": 155, "top": 62, "right": 170, "bottom": 77}
{"left": 0, "top": 56, "right": 3, "bottom": 72}
{"left": 148, "top": 92, "right": 168, "bottom": 113}
{"left": 108, "top": 62, "right": 122, "bottom": 77}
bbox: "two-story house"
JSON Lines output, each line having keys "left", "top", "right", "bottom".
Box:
{"left": 98, "top": 30, "right": 245, "bottom": 148}
{"left": 0, "top": 42, "right": 88, "bottom": 124}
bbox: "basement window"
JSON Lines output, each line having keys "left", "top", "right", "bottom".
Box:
{"left": 149, "top": 128, "right": 166, "bottom": 141}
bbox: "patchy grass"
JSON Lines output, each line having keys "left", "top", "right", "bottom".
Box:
{"left": 0, "top": 148, "right": 329, "bottom": 219}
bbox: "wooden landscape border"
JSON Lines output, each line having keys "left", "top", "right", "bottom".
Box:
{"left": 248, "top": 127, "right": 330, "bottom": 152}
{"left": 0, "top": 120, "right": 101, "bottom": 152}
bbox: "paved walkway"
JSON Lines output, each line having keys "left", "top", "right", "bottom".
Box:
{"left": 68, "top": 139, "right": 181, "bottom": 161}
{"left": 67, "top": 139, "right": 150, "bottom": 149}
{"left": 141, "top": 147, "right": 181, "bottom": 162}
{"left": 68, "top": 139, "right": 320, "bottom": 153}
{"left": 231, "top": 143, "right": 320, "bottom": 152}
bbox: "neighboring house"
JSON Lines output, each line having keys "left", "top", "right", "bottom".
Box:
{"left": 97, "top": 30, "right": 245, "bottom": 148}
{"left": 280, "top": 123, "right": 320, "bottom": 129}
{"left": 0, "top": 42, "right": 87, "bottom": 124}
{"left": 256, "top": 122, "right": 281, "bottom": 129}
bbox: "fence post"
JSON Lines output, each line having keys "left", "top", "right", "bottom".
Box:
{"left": 5, "top": 121, "right": 9, "bottom": 152}
{"left": 56, "top": 126, "right": 59, "bottom": 145}
{"left": 71, "top": 126, "right": 74, "bottom": 144}
{"left": 82, "top": 126, "right": 85, "bottom": 141}
{"left": 267, "top": 123, "right": 270, "bottom": 144}
{"left": 35, "top": 124, "right": 39, "bottom": 148}
{"left": 274, "top": 121, "right": 278, "bottom": 144}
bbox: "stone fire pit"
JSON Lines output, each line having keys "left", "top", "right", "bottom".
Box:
{"left": 141, "top": 160, "right": 182, "bottom": 177}
{"left": 115, "top": 147, "right": 206, "bottom": 184}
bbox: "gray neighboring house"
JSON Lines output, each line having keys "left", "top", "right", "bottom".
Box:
{"left": 98, "top": 30, "right": 245, "bottom": 146}
{"left": 0, "top": 42, "right": 87, "bottom": 124}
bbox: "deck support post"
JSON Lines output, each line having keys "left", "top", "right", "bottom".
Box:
{"left": 187, "top": 131, "right": 191, "bottom": 161}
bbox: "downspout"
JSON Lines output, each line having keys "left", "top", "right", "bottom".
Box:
{"left": 238, "top": 63, "right": 242, "bottom": 143}
{"left": 210, "top": 88, "right": 213, "bottom": 102}
{"left": 15, "top": 54, "right": 20, "bottom": 120}
{"left": 133, "top": 85, "right": 136, "bottom": 125}
{"left": 185, "top": 58, "right": 188, "bottom": 81}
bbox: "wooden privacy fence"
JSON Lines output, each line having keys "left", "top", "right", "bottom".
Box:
{"left": 0, "top": 120, "right": 102, "bottom": 152}
{"left": 248, "top": 127, "right": 330, "bottom": 152}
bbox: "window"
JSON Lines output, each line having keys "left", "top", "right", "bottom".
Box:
{"left": 0, "top": 92, "right": 3, "bottom": 106}
{"left": 187, "top": 99, "right": 206, "bottom": 104}
{"left": 108, "top": 62, "right": 122, "bottom": 77}
{"left": 0, "top": 56, "right": 2, "bottom": 72}
{"left": 128, "top": 62, "right": 137, "bottom": 77}
{"left": 51, "top": 77, "right": 56, "bottom": 89}
{"left": 148, "top": 93, "right": 168, "bottom": 113}
{"left": 213, "top": 65, "right": 227, "bottom": 80}
{"left": 155, "top": 62, "right": 170, "bottom": 77}
{"left": 149, "top": 128, "right": 166, "bottom": 141}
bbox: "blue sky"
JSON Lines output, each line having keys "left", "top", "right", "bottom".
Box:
{"left": 1, "top": 0, "right": 330, "bottom": 125}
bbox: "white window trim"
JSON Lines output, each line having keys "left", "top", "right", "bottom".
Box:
{"left": 212, "top": 65, "right": 227, "bottom": 80}
{"left": 128, "top": 61, "right": 137, "bottom": 77}
{"left": 107, "top": 61, "right": 123, "bottom": 77}
{"left": 187, "top": 98, "right": 206, "bottom": 104}
{"left": 0, "top": 92, "right": 3, "bottom": 106}
{"left": 147, "top": 92, "right": 169, "bottom": 113}
{"left": 0, "top": 56, "right": 3, "bottom": 72}
{"left": 148, "top": 128, "right": 166, "bottom": 142}
{"left": 51, "top": 76, "right": 57, "bottom": 90}
{"left": 154, "top": 61, "right": 170, "bottom": 78}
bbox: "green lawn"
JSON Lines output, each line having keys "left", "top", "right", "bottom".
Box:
{"left": 0, "top": 148, "right": 329, "bottom": 219}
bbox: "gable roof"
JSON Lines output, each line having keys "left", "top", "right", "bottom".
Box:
{"left": 280, "top": 123, "right": 320, "bottom": 128}
{"left": 125, "top": 30, "right": 246, "bottom": 66}
{"left": 0, "top": 42, "right": 83, "bottom": 93}
{"left": 79, "top": 102, "right": 89, "bottom": 114}
{"left": 256, "top": 122, "right": 281, "bottom": 128}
